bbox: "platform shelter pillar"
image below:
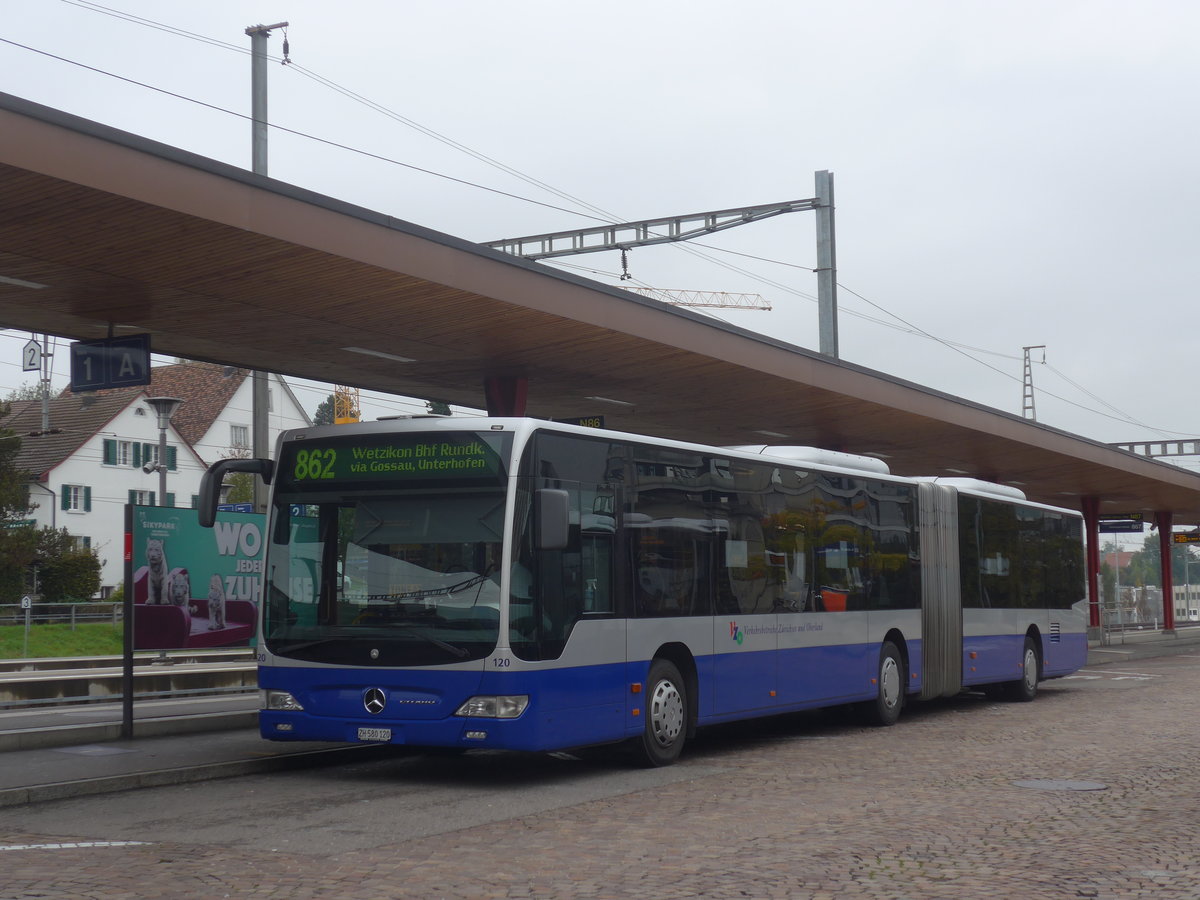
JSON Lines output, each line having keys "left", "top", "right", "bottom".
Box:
{"left": 483, "top": 375, "right": 528, "bottom": 417}
{"left": 1082, "top": 497, "right": 1101, "bottom": 629}
{"left": 1156, "top": 511, "right": 1175, "bottom": 632}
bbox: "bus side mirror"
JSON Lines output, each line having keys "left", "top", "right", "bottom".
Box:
{"left": 198, "top": 457, "right": 276, "bottom": 528}
{"left": 536, "top": 489, "right": 570, "bottom": 550}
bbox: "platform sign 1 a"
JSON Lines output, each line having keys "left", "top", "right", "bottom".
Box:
{"left": 70, "top": 334, "right": 151, "bottom": 391}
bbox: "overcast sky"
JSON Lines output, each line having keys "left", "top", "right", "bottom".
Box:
{"left": 2, "top": 0, "right": 1198, "bottom": 475}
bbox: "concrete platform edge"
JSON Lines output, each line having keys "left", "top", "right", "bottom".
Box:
{"left": 0, "top": 743, "right": 393, "bottom": 810}
{"left": 0, "top": 710, "right": 259, "bottom": 753}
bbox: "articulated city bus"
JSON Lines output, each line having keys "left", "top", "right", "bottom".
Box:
{"left": 199, "top": 417, "right": 1088, "bottom": 766}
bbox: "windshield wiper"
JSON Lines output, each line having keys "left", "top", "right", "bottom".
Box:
{"left": 272, "top": 629, "right": 468, "bottom": 659}
{"left": 271, "top": 638, "right": 341, "bottom": 654}
{"left": 393, "top": 622, "right": 469, "bottom": 658}
{"left": 367, "top": 573, "right": 491, "bottom": 603}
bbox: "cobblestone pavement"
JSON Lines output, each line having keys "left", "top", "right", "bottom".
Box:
{"left": 3, "top": 656, "right": 1199, "bottom": 899}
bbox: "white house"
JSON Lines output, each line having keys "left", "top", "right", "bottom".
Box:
{"left": 2, "top": 363, "right": 311, "bottom": 596}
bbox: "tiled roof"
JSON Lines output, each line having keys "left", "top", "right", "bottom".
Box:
{"left": 1, "top": 392, "right": 139, "bottom": 479}
{"left": 0, "top": 363, "right": 247, "bottom": 479}
{"left": 57, "top": 362, "right": 247, "bottom": 447}
{"left": 125, "top": 362, "right": 246, "bottom": 446}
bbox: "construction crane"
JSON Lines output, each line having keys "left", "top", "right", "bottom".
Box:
{"left": 622, "top": 288, "right": 771, "bottom": 311}
{"left": 333, "top": 385, "right": 361, "bottom": 424}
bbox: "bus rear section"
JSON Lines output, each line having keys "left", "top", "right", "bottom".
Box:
{"left": 916, "top": 479, "right": 1088, "bottom": 705}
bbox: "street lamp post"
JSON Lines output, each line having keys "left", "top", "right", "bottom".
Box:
{"left": 138, "top": 397, "right": 183, "bottom": 679}
{"left": 143, "top": 397, "right": 182, "bottom": 506}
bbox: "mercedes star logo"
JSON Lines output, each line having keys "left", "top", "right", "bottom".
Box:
{"left": 363, "top": 687, "right": 387, "bottom": 715}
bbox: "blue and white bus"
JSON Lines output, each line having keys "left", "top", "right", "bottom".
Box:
{"left": 200, "top": 417, "right": 1088, "bottom": 766}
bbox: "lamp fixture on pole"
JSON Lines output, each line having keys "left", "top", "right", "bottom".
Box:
{"left": 143, "top": 397, "right": 182, "bottom": 506}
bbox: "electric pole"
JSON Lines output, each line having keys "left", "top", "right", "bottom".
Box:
{"left": 1022, "top": 345, "right": 1045, "bottom": 421}
{"left": 246, "top": 22, "right": 288, "bottom": 512}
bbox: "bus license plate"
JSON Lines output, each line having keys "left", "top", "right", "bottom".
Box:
{"left": 357, "top": 727, "right": 391, "bottom": 742}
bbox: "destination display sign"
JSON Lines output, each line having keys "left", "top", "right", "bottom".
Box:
{"left": 1173, "top": 532, "right": 1200, "bottom": 544}
{"left": 1098, "top": 512, "right": 1145, "bottom": 533}
{"left": 1098, "top": 520, "right": 1144, "bottom": 533}
{"left": 277, "top": 432, "right": 511, "bottom": 490}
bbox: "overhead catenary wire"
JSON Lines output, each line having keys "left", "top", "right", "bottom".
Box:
{"left": 3, "top": 9, "right": 1193, "bottom": 442}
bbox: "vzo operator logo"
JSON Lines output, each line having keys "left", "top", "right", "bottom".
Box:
{"left": 729, "top": 621, "right": 744, "bottom": 645}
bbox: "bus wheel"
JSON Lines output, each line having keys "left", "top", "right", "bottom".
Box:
{"left": 637, "top": 659, "right": 687, "bottom": 767}
{"left": 869, "top": 641, "right": 904, "bottom": 726}
{"left": 1003, "top": 636, "right": 1040, "bottom": 702}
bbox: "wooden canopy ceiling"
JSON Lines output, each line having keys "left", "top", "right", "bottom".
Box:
{"left": 2, "top": 92, "right": 1199, "bottom": 524}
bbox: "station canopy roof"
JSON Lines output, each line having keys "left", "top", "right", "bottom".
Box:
{"left": 2, "top": 92, "right": 1199, "bottom": 525}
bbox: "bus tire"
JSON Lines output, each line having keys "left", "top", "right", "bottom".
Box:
{"left": 1002, "top": 636, "right": 1040, "bottom": 702}
{"left": 637, "top": 659, "right": 687, "bottom": 767}
{"left": 869, "top": 641, "right": 904, "bottom": 726}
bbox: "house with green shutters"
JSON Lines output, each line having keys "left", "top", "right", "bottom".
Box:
{"left": 1, "top": 362, "right": 309, "bottom": 596}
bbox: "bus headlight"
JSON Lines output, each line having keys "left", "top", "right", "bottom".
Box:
{"left": 454, "top": 695, "right": 529, "bottom": 719}
{"left": 261, "top": 690, "right": 305, "bottom": 712}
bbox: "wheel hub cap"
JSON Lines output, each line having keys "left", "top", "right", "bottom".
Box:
{"left": 649, "top": 679, "right": 684, "bottom": 746}
{"left": 880, "top": 657, "right": 900, "bottom": 709}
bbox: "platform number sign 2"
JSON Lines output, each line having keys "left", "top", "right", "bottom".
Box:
{"left": 21, "top": 339, "right": 41, "bottom": 372}
{"left": 70, "top": 334, "right": 152, "bottom": 391}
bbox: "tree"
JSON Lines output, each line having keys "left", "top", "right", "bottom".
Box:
{"left": 220, "top": 447, "right": 255, "bottom": 505}
{"left": 1100, "top": 561, "right": 1116, "bottom": 611}
{"left": 1122, "top": 533, "right": 1200, "bottom": 586}
{"left": 0, "top": 414, "right": 31, "bottom": 521}
{"left": 223, "top": 472, "right": 255, "bottom": 505}
{"left": 4, "top": 382, "right": 43, "bottom": 402}
{"left": 33, "top": 527, "right": 101, "bottom": 601}
{"left": 313, "top": 394, "right": 336, "bottom": 426}
{"left": 0, "top": 405, "right": 38, "bottom": 600}
{"left": 0, "top": 526, "right": 38, "bottom": 602}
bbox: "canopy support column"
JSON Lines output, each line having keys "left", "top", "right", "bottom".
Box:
{"left": 483, "top": 375, "right": 528, "bottom": 417}
{"left": 1082, "top": 497, "right": 1101, "bottom": 629}
{"left": 1156, "top": 511, "right": 1175, "bottom": 632}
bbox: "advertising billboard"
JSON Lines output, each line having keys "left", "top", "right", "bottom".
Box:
{"left": 128, "top": 505, "right": 264, "bottom": 650}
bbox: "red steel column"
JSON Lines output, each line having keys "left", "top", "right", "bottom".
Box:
{"left": 483, "top": 375, "right": 528, "bottom": 417}
{"left": 1156, "top": 511, "right": 1175, "bottom": 632}
{"left": 1082, "top": 497, "right": 1101, "bottom": 629}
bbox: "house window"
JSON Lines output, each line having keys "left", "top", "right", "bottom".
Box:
{"left": 103, "top": 439, "right": 135, "bottom": 467}
{"left": 129, "top": 490, "right": 155, "bottom": 506}
{"left": 62, "top": 485, "right": 91, "bottom": 512}
{"left": 231, "top": 424, "right": 250, "bottom": 449}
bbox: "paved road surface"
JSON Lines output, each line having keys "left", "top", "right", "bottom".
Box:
{"left": 3, "top": 652, "right": 1200, "bottom": 898}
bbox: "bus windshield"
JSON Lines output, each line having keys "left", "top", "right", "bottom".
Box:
{"left": 264, "top": 430, "right": 513, "bottom": 666}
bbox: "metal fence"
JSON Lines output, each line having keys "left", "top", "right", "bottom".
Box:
{"left": 0, "top": 602, "right": 122, "bottom": 628}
